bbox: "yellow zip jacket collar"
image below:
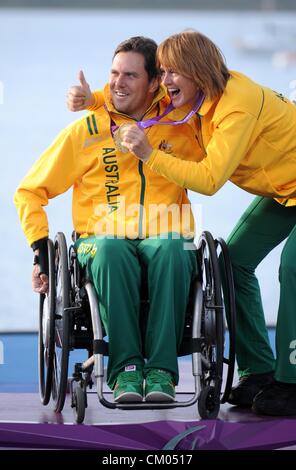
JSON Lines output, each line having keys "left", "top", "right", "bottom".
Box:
{"left": 146, "top": 71, "right": 296, "bottom": 206}
{"left": 14, "top": 85, "right": 198, "bottom": 246}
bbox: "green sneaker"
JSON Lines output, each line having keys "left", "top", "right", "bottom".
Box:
{"left": 145, "top": 369, "right": 175, "bottom": 403}
{"left": 113, "top": 366, "right": 143, "bottom": 403}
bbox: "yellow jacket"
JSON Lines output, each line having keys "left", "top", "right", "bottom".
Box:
{"left": 145, "top": 71, "right": 296, "bottom": 206}
{"left": 14, "top": 85, "right": 199, "bottom": 246}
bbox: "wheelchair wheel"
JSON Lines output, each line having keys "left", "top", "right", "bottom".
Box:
{"left": 215, "top": 237, "right": 236, "bottom": 404}
{"left": 38, "top": 239, "right": 55, "bottom": 405}
{"left": 197, "top": 231, "right": 224, "bottom": 419}
{"left": 51, "top": 232, "right": 71, "bottom": 413}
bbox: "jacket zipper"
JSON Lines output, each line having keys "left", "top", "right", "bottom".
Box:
{"left": 138, "top": 160, "right": 146, "bottom": 238}
{"left": 197, "top": 114, "right": 206, "bottom": 154}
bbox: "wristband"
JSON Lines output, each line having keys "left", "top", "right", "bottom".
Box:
{"left": 31, "top": 238, "right": 49, "bottom": 275}
{"left": 31, "top": 237, "right": 48, "bottom": 252}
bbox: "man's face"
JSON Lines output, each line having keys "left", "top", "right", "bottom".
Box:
{"left": 109, "top": 51, "right": 158, "bottom": 120}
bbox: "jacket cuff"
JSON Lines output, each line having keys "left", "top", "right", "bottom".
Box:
{"left": 86, "top": 93, "right": 99, "bottom": 111}
{"left": 31, "top": 237, "right": 48, "bottom": 252}
{"left": 145, "top": 149, "right": 159, "bottom": 168}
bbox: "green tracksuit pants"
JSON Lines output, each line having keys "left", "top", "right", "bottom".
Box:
{"left": 227, "top": 196, "right": 296, "bottom": 383}
{"left": 75, "top": 235, "right": 197, "bottom": 388}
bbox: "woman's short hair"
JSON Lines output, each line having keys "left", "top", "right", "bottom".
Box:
{"left": 157, "top": 31, "right": 230, "bottom": 99}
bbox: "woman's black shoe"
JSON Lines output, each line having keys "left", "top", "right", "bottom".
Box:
{"left": 252, "top": 380, "right": 296, "bottom": 416}
{"left": 227, "top": 372, "right": 274, "bottom": 407}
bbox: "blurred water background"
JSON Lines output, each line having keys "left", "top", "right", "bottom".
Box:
{"left": 1, "top": 6, "right": 296, "bottom": 332}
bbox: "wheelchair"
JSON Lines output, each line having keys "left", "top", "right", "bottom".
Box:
{"left": 38, "top": 230, "right": 236, "bottom": 424}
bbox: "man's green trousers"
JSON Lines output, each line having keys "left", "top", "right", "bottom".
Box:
{"left": 76, "top": 235, "right": 197, "bottom": 388}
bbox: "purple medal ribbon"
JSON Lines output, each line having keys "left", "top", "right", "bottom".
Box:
{"left": 111, "top": 92, "right": 205, "bottom": 134}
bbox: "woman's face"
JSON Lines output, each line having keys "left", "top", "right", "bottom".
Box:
{"left": 160, "top": 66, "right": 199, "bottom": 108}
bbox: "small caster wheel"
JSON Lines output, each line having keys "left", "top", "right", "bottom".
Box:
{"left": 198, "top": 386, "right": 220, "bottom": 419}
{"left": 73, "top": 386, "right": 86, "bottom": 424}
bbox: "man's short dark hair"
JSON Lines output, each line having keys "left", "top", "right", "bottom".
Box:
{"left": 113, "top": 36, "right": 159, "bottom": 82}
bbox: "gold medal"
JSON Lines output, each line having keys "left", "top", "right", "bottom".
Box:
{"left": 113, "top": 123, "right": 133, "bottom": 153}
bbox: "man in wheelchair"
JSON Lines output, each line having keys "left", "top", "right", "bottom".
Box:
{"left": 14, "top": 36, "right": 200, "bottom": 404}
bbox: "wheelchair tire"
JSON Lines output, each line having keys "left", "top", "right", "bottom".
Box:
{"left": 51, "top": 232, "right": 71, "bottom": 413}
{"left": 38, "top": 239, "right": 55, "bottom": 405}
{"left": 198, "top": 386, "right": 220, "bottom": 419}
{"left": 215, "top": 237, "right": 236, "bottom": 404}
{"left": 197, "top": 231, "right": 224, "bottom": 413}
{"left": 73, "top": 385, "right": 86, "bottom": 424}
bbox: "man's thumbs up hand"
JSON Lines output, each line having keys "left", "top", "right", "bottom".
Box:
{"left": 78, "top": 70, "right": 89, "bottom": 90}
{"left": 67, "top": 70, "right": 94, "bottom": 112}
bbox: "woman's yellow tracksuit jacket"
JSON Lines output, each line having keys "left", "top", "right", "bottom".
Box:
{"left": 147, "top": 71, "right": 296, "bottom": 206}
